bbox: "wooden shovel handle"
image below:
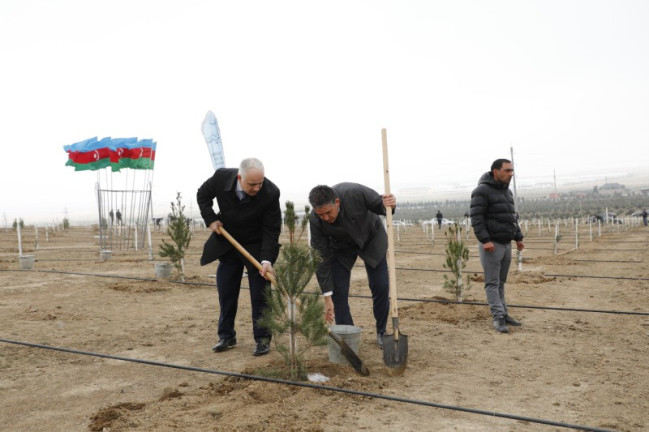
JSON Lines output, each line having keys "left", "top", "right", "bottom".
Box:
{"left": 382, "top": 128, "right": 400, "bottom": 336}
{"left": 217, "top": 226, "right": 279, "bottom": 287}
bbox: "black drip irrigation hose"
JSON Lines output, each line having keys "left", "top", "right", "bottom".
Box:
{"left": 390, "top": 266, "right": 649, "bottom": 282}
{"left": 0, "top": 338, "right": 616, "bottom": 432}
{"left": 394, "top": 297, "right": 649, "bottom": 317}
{"left": 596, "top": 239, "right": 648, "bottom": 243}
{"left": 542, "top": 273, "right": 649, "bottom": 282}
{"left": 361, "top": 265, "right": 649, "bottom": 285}
{"left": 395, "top": 250, "right": 448, "bottom": 256}
{"left": 33, "top": 259, "right": 99, "bottom": 262}
{"left": 396, "top": 250, "right": 630, "bottom": 260}
{"left": 2, "top": 269, "right": 647, "bottom": 316}
{"left": 571, "top": 259, "right": 642, "bottom": 263}
{"left": 0, "top": 268, "right": 215, "bottom": 287}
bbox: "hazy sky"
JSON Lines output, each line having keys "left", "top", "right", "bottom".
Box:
{"left": 1, "top": 0, "right": 648, "bottom": 224}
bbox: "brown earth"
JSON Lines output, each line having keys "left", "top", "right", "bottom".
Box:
{"left": 1, "top": 221, "right": 648, "bottom": 431}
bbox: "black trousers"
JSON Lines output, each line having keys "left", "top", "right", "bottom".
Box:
{"left": 331, "top": 256, "right": 390, "bottom": 334}
{"left": 215, "top": 249, "right": 271, "bottom": 342}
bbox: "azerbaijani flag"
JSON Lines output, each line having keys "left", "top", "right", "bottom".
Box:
{"left": 109, "top": 137, "right": 138, "bottom": 171}
{"left": 123, "top": 138, "right": 156, "bottom": 170}
{"left": 113, "top": 139, "right": 156, "bottom": 171}
{"left": 64, "top": 137, "right": 156, "bottom": 172}
{"left": 64, "top": 137, "right": 112, "bottom": 171}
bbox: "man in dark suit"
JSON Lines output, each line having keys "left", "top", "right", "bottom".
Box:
{"left": 197, "top": 158, "right": 281, "bottom": 356}
{"left": 308, "top": 183, "right": 395, "bottom": 349}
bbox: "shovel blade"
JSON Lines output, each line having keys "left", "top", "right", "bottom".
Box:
{"left": 382, "top": 332, "right": 408, "bottom": 376}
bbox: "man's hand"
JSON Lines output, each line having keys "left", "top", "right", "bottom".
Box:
{"left": 260, "top": 261, "right": 275, "bottom": 279}
{"left": 516, "top": 240, "right": 525, "bottom": 251}
{"left": 209, "top": 220, "right": 223, "bottom": 235}
{"left": 482, "top": 241, "right": 495, "bottom": 253}
{"left": 382, "top": 194, "right": 396, "bottom": 209}
{"left": 323, "top": 296, "right": 335, "bottom": 324}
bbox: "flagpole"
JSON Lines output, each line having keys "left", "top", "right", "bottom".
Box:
{"left": 510, "top": 146, "right": 519, "bottom": 212}
{"left": 147, "top": 182, "right": 154, "bottom": 260}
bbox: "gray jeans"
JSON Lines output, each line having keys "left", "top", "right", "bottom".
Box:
{"left": 478, "top": 241, "right": 512, "bottom": 320}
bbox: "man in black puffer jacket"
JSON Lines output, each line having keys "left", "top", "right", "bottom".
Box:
{"left": 470, "top": 159, "right": 525, "bottom": 333}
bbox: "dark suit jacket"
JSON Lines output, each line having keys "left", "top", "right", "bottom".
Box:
{"left": 309, "top": 182, "right": 393, "bottom": 294}
{"left": 197, "top": 168, "right": 281, "bottom": 267}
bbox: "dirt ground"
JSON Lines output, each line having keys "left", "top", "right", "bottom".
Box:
{"left": 1, "top": 220, "right": 648, "bottom": 432}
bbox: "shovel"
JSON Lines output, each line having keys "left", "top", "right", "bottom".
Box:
{"left": 217, "top": 226, "right": 370, "bottom": 376}
{"left": 381, "top": 128, "right": 408, "bottom": 375}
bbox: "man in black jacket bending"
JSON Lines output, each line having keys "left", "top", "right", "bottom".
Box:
{"left": 197, "top": 158, "right": 281, "bottom": 356}
{"left": 470, "top": 159, "right": 525, "bottom": 333}
{"left": 308, "top": 183, "right": 395, "bottom": 348}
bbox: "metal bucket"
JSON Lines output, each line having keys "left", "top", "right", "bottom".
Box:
{"left": 155, "top": 262, "right": 172, "bottom": 278}
{"left": 327, "top": 325, "right": 362, "bottom": 365}
{"left": 19, "top": 255, "right": 35, "bottom": 269}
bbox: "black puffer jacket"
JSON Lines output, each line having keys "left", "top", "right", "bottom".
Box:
{"left": 470, "top": 172, "right": 523, "bottom": 245}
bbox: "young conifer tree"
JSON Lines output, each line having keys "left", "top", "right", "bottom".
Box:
{"left": 298, "top": 205, "right": 310, "bottom": 242}
{"left": 159, "top": 192, "right": 192, "bottom": 281}
{"left": 442, "top": 222, "right": 471, "bottom": 302}
{"left": 258, "top": 202, "right": 325, "bottom": 380}
{"left": 285, "top": 201, "right": 297, "bottom": 244}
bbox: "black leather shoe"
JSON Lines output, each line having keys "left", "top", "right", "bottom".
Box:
{"left": 377, "top": 332, "right": 385, "bottom": 349}
{"left": 493, "top": 319, "right": 509, "bottom": 333}
{"left": 212, "top": 337, "right": 236, "bottom": 352}
{"left": 505, "top": 315, "right": 522, "bottom": 326}
{"left": 253, "top": 340, "right": 270, "bottom": 356}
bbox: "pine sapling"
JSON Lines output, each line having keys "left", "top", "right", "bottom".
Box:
{"left": 258, "top": 243, "right": 325, "bottom": 380}
{"left": 284, "top": 202, "right": 311, "bottom": 244}
{"left": 258, "top": 202, "right": 324, "bottom": 380}
{"left": 442, "top": 223, "right": 471, "bottom": 302}
{"left": 159, "top": 192, "right": 192, "bottom": 281}
{"left": 285, "top": 201, "right": 297, "bottom": 244}
{"left": 297, "top": 205, "right": 310, "bottom": 243}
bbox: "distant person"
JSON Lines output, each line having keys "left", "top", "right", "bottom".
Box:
{"left": 109, "top": 209, "right": 114, "bottom": 225}
{"left": 116, "top": 209, "right": 122, "bottom": 225}
{"left": 436, "top": 210, "right": 443, "bottom": 229}
{"left": 308, "top": 183, "right": 394, "bottom": 349}
{"left": 470, "top": 158, "right": 525, "bottom": 334}
{"left": 197, "top": 157, "right": 281, "bottom": 357}
{"left": 642, "top": 209, "right": 648, "bottom": 226}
